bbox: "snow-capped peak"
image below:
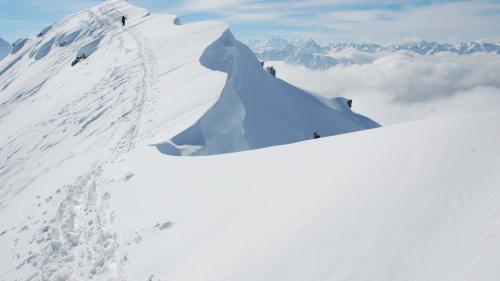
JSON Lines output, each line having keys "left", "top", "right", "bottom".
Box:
{"left": 247, "top": 38, "right": 292, "bottom": 53}
{"left": 295, "top": 38, "right": 325, "bottom": 55}
{"left": 291, "top": 37, "right": 305, "bottom": 47}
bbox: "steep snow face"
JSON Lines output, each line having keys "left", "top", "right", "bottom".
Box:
{"left": 0, "top": 37, "right": 11, "bottom": 61}
{"left": 168, "top": 31, "right": 379, "bottom": 156}
{"left": 101, "top": 113, "right": 500, "bottom": 281}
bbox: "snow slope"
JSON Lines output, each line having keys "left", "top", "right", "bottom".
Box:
{"left": 167, "top": 31, "right": 379, "bottom": 156}
{"left": 0, "top": 0, "right": 379, "bottom": 280}
{"left": 0, "top": 0, "right": 229, "bottom": 205}
{"left": 100, "top": 113, "right": 499, "bottom": 281}
{"left": 0, "top": 2, "right": 229, "bottom": 278}
{"left": 0, "top": 37, "right": 11, "bottom": 61}
{"left": 1, "top": 1, "right": 498, "bottom": 281}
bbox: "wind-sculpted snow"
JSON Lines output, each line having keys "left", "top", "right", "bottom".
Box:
{"left": 0, "top": 1, "right": 499, "bottom": 281}
{"left": 59, "top": 30, "right": 81, "bottom": 47}
{"left": 11, "top": 38, "right": 29, "bottom": 54}
{"left": 34, "top": 36, "right": 57, "bottom": 60}
{"left": 167, "top": 30, "right": 380, "bottom": 156}
{"left": 77, "top": 37, "right": 103, "bottom": 59}
{"left": 37, "top": 25, "right": 53, "bottom": 38}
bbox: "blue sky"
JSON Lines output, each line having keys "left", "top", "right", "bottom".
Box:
{"left": 0, "top": 0, "right": 499, "bottom": 44}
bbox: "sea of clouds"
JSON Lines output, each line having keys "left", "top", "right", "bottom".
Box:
{"left": 273, "top": 51, "right": 500, "bottom": 125}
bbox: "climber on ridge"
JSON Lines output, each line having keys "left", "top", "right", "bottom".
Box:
{"left": 121, "top": 16, "right": 127, "bottom": 26}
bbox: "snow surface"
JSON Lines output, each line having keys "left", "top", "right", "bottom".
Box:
{"left": 102, "top": 113, "right": 500, "bottom": 281}
{"left": 0, "top": 37, "right": 11, "bottom": 61}
{"left": 1, "top": 0, "right": 499, "bottom": 281}
{"left": 167, "top": 30, "right": 379, "bottom": 156}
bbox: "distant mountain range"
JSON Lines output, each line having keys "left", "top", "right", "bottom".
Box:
{"left": 247, "top": 38, "right": 500, "bottom": 70}
{"left": 0, "top": 37, "right": 12, "bottom": 61}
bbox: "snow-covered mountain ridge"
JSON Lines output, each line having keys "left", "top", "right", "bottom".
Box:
{"left": 0, "top": 2, "right": 380, "bottom": 279}
{"left": 165, "top": 31, "right": 379, "bottom": 156}
{"left": 248, "top": 38, "right": 500, "bottom": 70}
{"left": 0, "top": 1, "right": 378, "bottom": 160}
{"left": 1, "top": 1, "right": 499, "bottom": 281}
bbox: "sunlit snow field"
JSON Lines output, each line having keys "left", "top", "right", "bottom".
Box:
{"left": 1, "top": 1, "right": 500, "bottom": 281}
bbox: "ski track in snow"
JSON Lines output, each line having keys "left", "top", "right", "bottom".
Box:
{"left": 8, "top": 5, "right": 158, "bottom": 280}
{"left": 98, "top": 4, "right": 157, "bottom": 147}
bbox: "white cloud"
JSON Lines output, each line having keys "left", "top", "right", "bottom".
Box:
{"left": 166, "top": 0, "right": 500, "bottom": 43}
{"left": 320, "top": 1, "right": 500, "bottom": 43}
{"left": 272, "top": 52, "right": 500, "bottom": 125}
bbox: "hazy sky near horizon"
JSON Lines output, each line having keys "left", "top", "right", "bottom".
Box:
{"left": 0, "top": 0, "right": 499, "bottom": 44}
